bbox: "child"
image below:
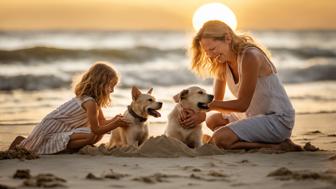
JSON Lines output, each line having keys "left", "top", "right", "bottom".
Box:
{"left": 9, "top": 62, "right": 129, "bottom": 154}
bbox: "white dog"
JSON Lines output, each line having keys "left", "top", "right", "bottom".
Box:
{"left": 108, "top": 86, "right": 162, "bottom": 148}
{"left": 165, "top": 86, "right": 214, "bottom": 148}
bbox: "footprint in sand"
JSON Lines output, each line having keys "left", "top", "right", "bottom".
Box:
{"left": 328, "top": 155, "right": 336, "bottom": 161}
{"left": 182, "top": 166, "right": 202, "bottom": 172}
{"left": 23, "top": 173, "right": 67, "bottom": 188}
{"left": 190, "top": 170, "right": 230, "bottom": 182}
{"left": 303, "top": 142, "right": 320, "bottom": 151}
{"left": 267, "top": 167, "right": 336, "bottom": 185}
{"left": 132, "top": 173, "right": 179, "bottom": 184}
{"left": 236, "top": 159, "right": 258, "bottom": 166}
{"left": 86, "top": 169, "right": 129, "bottom": 180}
{"left": 304, "top": 130, "right": 324, "bottom": 135}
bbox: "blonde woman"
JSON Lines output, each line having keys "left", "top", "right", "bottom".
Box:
{"left": 180, "top": 20, "right": 301, "bottom": 151}
{"left": 10, "top": 62, "right": 129, "bottom": 154}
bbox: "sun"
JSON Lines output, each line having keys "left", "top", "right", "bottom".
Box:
{"left": 192, "top": 2, "right": 237, "bottom": 31}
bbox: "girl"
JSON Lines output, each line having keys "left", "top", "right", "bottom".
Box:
{"left": 179, "top": 20, "right": 302, "bottom": 151}
{"left": 9, "top": 62, "right": 129, "bottom": 154}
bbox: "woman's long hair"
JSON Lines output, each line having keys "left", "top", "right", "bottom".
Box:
{"left": 190, "top": 20, "right": 270, "bottom": 80}
{"left": 73, "top": 62, "right": 119, "bottom": 107}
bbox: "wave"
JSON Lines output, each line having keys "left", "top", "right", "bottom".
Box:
{"left": 0, "top": 46, "right": 186, "bottom": 64}
{"left": 279, "top": 63, "right": 336, "bottom": 83}
{"left": 1, "top": 63, "right": 336, "bottom": 90}
{"left": 0, "top": 69, "right": 207, "bottom": 91}
{"left": 1, "top": 45, "right": 336, "bottom": 65}
{"left": 0, "top": 74, "right": 70, "bottom": 90}
{"left": 271, "top": 47, "right": 336, "bottom": 59}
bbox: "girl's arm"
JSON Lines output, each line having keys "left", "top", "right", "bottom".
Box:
{"left": 83, "top": 100, "right": 129, "bottom": 135}
{"left": 97, "top": 108, "right": 106, "bottom": 126}
{"left": 209, "top": 49, "right": 260, "bottom": 113}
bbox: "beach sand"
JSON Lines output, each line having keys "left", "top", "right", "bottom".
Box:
{"left": 0, "top": 113, "right": 335, "bottom": 189}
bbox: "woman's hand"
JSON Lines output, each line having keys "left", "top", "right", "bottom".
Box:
{"left": 208, "top": 100, "right": 221, "bottom": 111}
{"left": 178, "top": 107, "right": 206, "bottom": 129}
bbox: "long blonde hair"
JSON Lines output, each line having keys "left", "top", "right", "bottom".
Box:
{"left": 74, "top": 62, "right": 119, "bottom": 107}
{"left": 190, "top": 20, "right": 270, "bottom": 80}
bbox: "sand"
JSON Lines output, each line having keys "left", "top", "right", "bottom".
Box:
{"left": 0, "top": 113, "right": 335, "bottom": 189}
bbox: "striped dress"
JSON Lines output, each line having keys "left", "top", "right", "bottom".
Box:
{"left": 18, "top": 96, "right": 94, "bottom": 154}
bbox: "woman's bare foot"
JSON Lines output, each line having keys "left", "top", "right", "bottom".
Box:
{"left": 277, "top": 139, "right": 303, "bottom": 152}
{"left": 8, "top": 136, "right": 25, "bottom": 150}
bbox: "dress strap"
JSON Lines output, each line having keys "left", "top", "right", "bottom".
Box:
{"left": 240, "top": 46, "right": 277, "bottom": 74}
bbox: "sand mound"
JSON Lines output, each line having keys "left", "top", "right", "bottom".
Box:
{"left": 138, "top": 135, "right": 196, "bottom": 157}
{"left": 195, "top": 143, "right": 226, "bottom": 156}
{"left": 79, "top": 135, "right": 228, "bottom": 157}
{"left": 0, "top": 147, "right": 39, "bottom": 160}
{"left": 79, "top": 135, "right": 315, "bottom": 157}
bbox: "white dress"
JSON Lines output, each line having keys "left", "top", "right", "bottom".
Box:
{"left": 18, "top": 96, "right": 94, "bottom": 154}
{"left": 215, "top": 47, "right": 295, "bottom": 143}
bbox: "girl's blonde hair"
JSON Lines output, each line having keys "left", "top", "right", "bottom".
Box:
{"left": 74, "top": 62, "right": 119, "bottom": 107}
{"left": 190, "top": 20, "right": 270, "bottom": 80}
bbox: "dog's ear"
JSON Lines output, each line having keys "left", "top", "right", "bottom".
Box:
{"left": 173, "top": 89, "right": 188, "bottom": 103}
{"left": 147, "top": 88, "right": 153, "bottom": 94}
{"left": 132, "top": 86, "right": 142, "bottom": 101}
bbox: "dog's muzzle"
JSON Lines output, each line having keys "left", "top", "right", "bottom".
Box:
{"left": 147, "top": 102, "right": 162, "bottom": 117}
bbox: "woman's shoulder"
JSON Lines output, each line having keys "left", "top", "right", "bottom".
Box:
{"left": 240, "top": 46, "right": 264, "bottom": 63}
{"left": 242, "top": 46, "right": 263, "bottom": 57}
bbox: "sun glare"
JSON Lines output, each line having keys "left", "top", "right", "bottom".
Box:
{"left": 192, "top": 2, "right": 237, "bottom": 31}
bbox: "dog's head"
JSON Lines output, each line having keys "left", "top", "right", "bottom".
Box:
{"left": 130, "top": 86, "right": 162, "bottom": 118}
{"left": 173, "top": 86, "right": 214, "bottom": 111}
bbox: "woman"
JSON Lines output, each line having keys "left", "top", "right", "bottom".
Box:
{"left": 180, "top": 20, "right": 301, "bottom": 151}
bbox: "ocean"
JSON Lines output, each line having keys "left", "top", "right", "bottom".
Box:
{"left": 0, "top": 30, "right": 336, "bottom": 150}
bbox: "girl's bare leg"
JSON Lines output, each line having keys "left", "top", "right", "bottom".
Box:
{"left": 66, "top": 133, "right": 96, "bottom": 150}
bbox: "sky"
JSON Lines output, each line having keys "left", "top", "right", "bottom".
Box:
{"left": 0, "top": 0, "right": 335, "bottom": 31}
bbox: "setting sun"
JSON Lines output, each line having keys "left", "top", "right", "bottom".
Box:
{"left": 192, "top": 2, "right": 237, "bottom": 31}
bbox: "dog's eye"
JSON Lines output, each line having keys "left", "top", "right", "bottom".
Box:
{"left": 198, "top": 91, "right": 204, "bottom": 95}
{"left": 148, "top": 99, "right": 153, "bottom": 102}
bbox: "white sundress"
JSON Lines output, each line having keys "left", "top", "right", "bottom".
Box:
{"left": 18, "top": 96, "right": 94, "bottom": 154}
{"left": 215, "top": 47, "right": 295, "bottom": 143}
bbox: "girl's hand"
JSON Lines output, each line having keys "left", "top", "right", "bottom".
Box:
{"left": 112, "top": 114, "right": 130, "bottom": 128}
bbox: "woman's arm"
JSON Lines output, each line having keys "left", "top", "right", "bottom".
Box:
{"left": 213, "top": 78, "right": 226, "bottom": 101}
{"left": 84, "top": 100, "right": 129, "bottom": 135}
{"left": 209, "top": 49, "right": 260, "bottom": 113}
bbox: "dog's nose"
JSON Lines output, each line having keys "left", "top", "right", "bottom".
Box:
{"left": 158, "top": 102, "right": 163, "bottom": 108}
{"left": 208, "top": 95, "right": 214, "bottom": 101}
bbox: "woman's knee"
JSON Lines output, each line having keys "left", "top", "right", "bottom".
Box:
{"left": 212, "top": 127, "right": 238, "bottom": 149}
{"left": 206, "top": 113, "right": 229, "bottom": 131}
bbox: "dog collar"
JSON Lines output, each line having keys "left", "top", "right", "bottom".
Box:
{"left": 127, "top": 105, "right": 147, "bottom": 122}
